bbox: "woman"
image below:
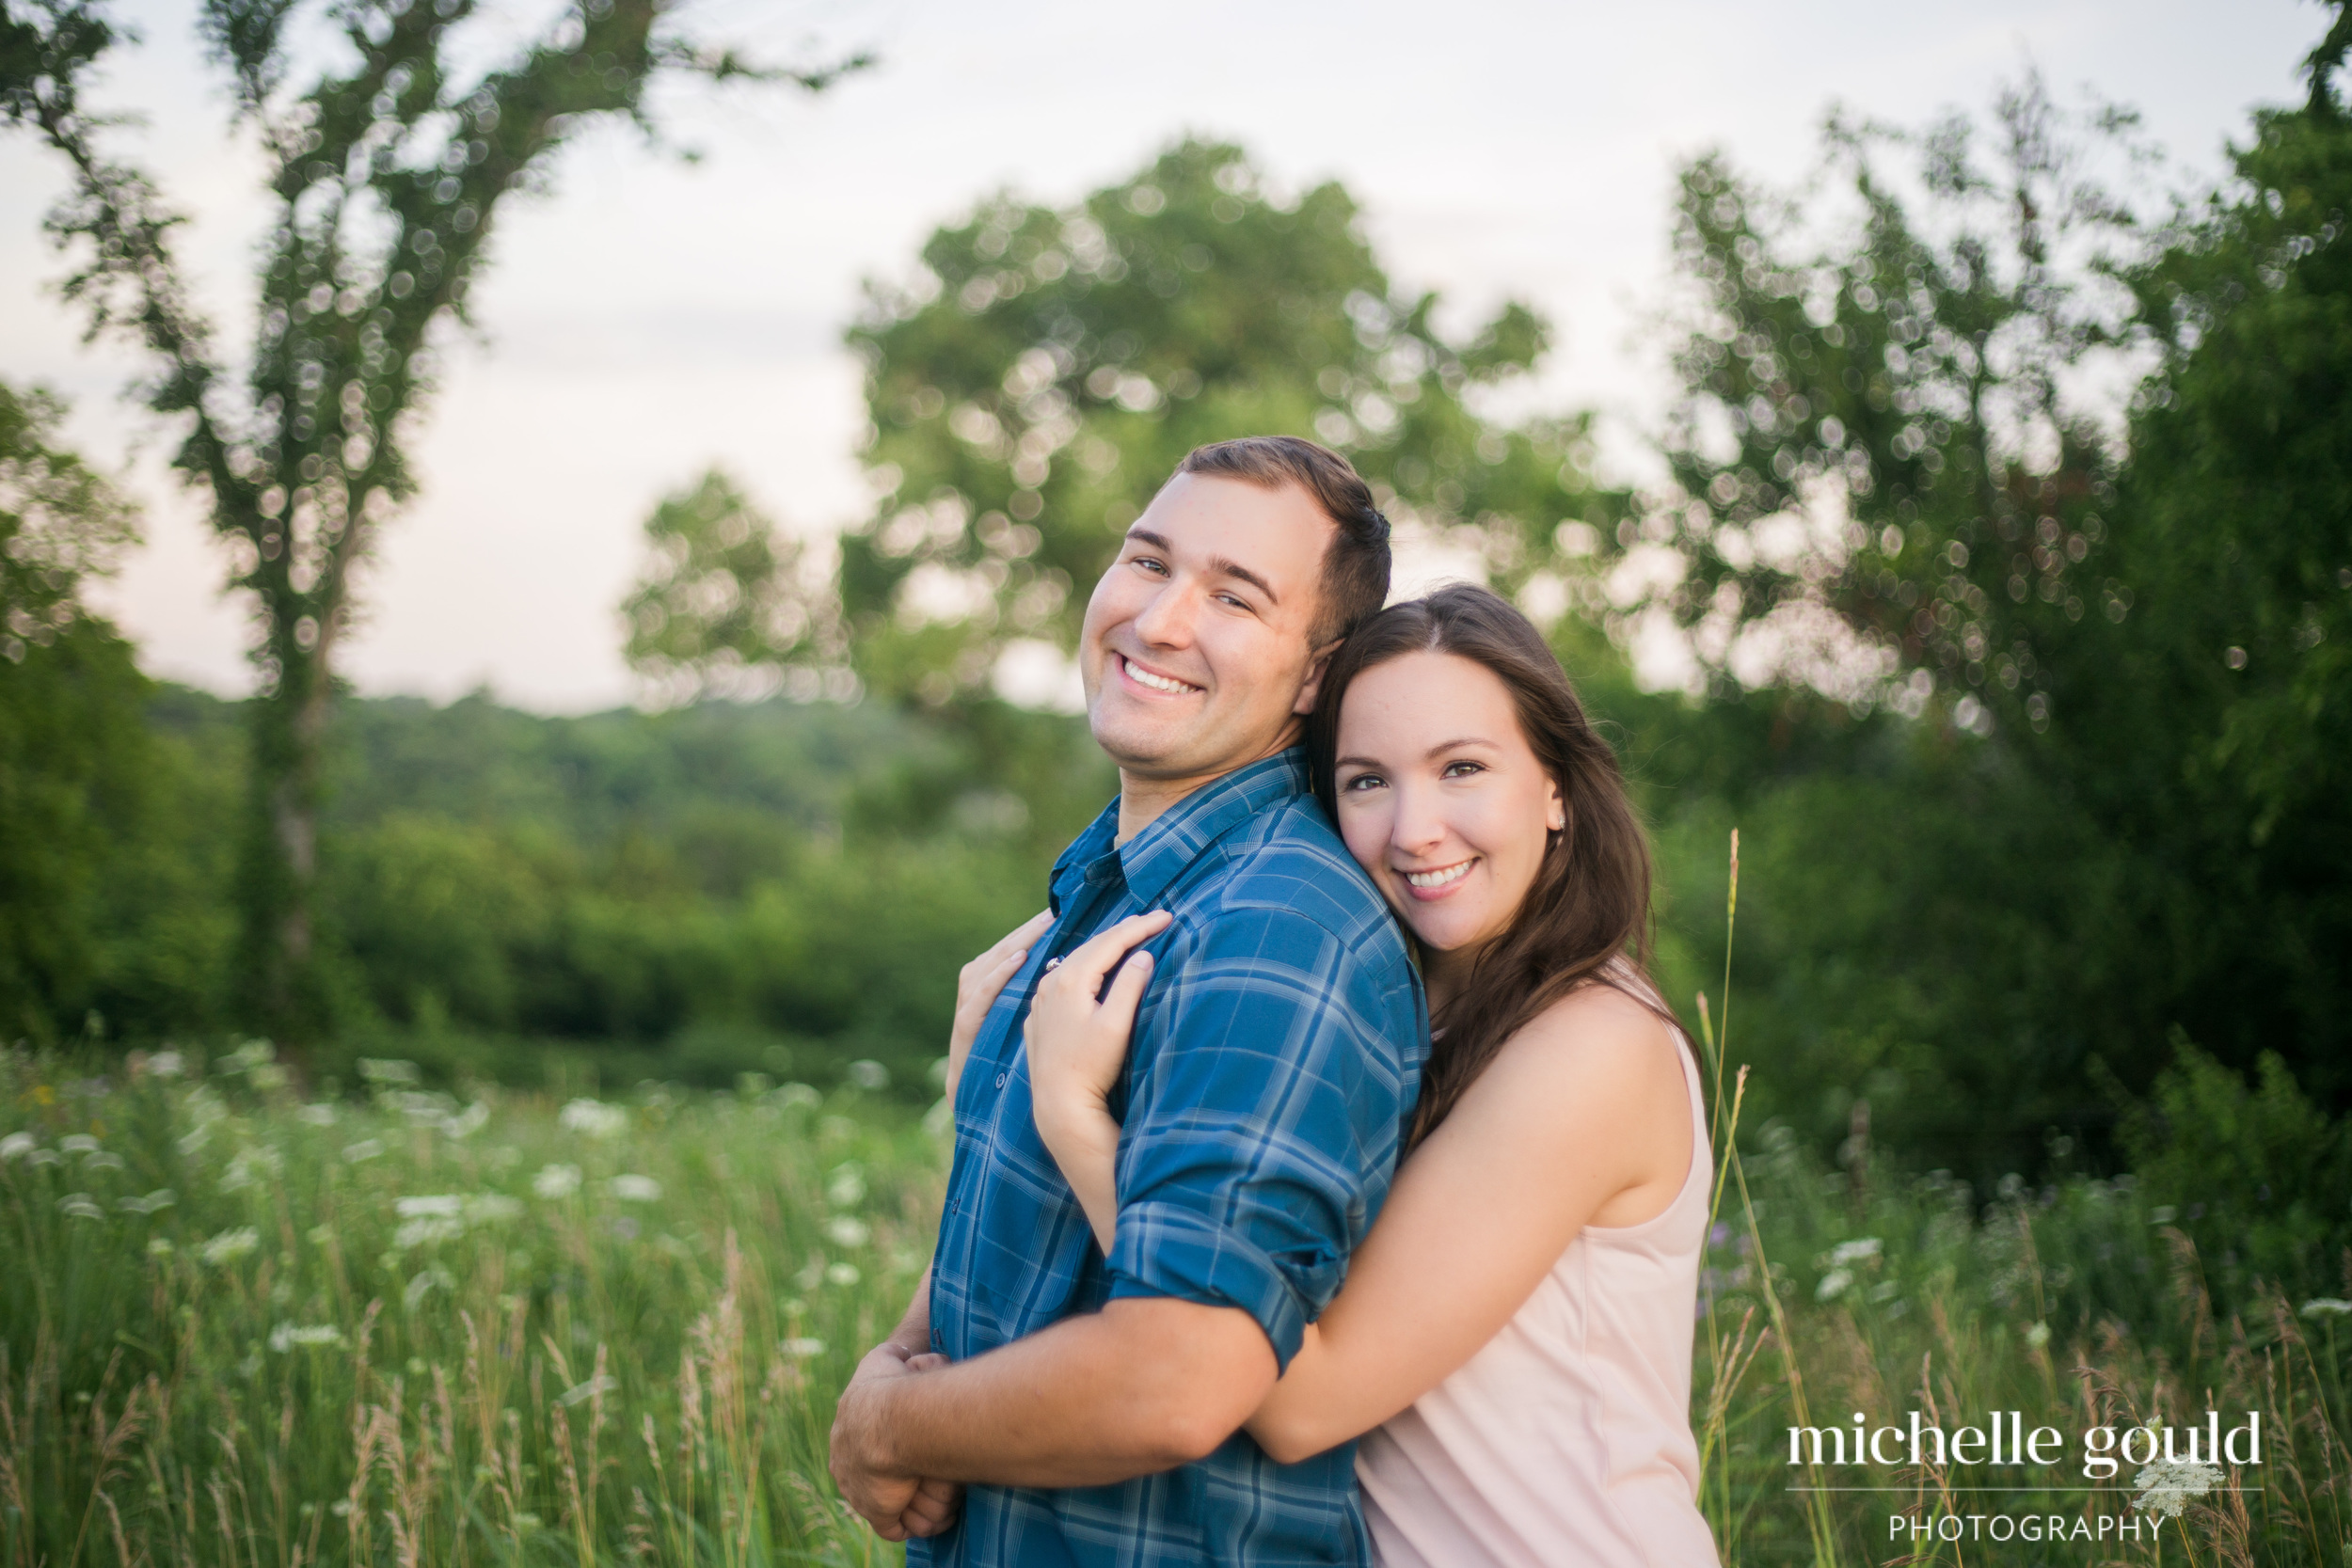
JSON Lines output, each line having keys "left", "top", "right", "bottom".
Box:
{"left": 1009, "top": 583, "right": 1717, "bottom": 1566}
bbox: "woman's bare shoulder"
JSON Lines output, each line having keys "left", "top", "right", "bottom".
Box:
{"left": 1479, "top": 978, "right": 1684, "bottom": 1101}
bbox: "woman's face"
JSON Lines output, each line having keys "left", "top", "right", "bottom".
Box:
{"left": 1330, "top": 650, "right": 1565, "bottom": 961}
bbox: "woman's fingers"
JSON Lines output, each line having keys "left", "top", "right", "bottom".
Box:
{"left": 1098, "top": 946, "right": 1155, "bottom": 1026}
{"left": 1043, "top": 910, "right": 1172, "bottom": 1000}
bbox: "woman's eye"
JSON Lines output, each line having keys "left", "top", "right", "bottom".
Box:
{"left": 1341, "top": 773, "right": 1386, "bottom": 793}
{"left": 1441, "top": 760, "right": 1486, "bottom": 779}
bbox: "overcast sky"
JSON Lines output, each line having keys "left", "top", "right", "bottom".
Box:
{"left": 0, "top": 0, "right": 2325, "bottom": 711}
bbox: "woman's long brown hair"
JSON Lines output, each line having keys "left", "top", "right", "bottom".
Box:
{"left": 1307, "top": 583, "right": 1669, "bottom": 1150}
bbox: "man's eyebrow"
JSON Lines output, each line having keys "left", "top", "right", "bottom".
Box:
{"left": 1122, "top": 527, "right": 1279, "bottom": 604}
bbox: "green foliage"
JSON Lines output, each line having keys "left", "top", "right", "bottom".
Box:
{"left": 837, "top": 137, "right": 1619, "bottom": 705}
{"left": 0, "top": 378, "right": 137, "bottom": 652}
{"left": 1650, "top": 75, "right": 2145, "bottom": 721}
{"left": 621, "top": 468, "right": 848, "bottom": 705}
{"left": 2122, "top": 1041, "right": 2352, "bottom": 1309}
{"left": 1, "top": 0, "right": 861, "bottom": 1045}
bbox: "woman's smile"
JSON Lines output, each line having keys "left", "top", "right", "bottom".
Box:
{"left": 1398, "top": 857, "right": 1478, "bottom": 897}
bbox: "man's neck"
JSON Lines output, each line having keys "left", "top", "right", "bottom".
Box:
{"left": 1112, "top": 730, "right": 1300, "bottom": 847}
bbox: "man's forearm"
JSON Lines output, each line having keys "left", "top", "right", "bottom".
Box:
{"left": 846, "top": 1297, "right": 1275, "bottom": 1490}
{"left": 882, "top": 1265, "right": 933, "bottom": 1356}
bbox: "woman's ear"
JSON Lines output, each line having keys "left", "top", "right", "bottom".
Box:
{"left": 1546, "top": 778, "right": 1566, "bottom": 834}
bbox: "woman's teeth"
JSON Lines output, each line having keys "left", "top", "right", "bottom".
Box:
{"left": 1124, "top": 657, "right": 1198, "bottom": 694}
{"left": 1403, "top": 860, "right": 1473, "bottom": 890}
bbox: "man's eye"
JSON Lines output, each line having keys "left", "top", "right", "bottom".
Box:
{"left": 1130, "top": 556, "right": 1168, "bottom": 576}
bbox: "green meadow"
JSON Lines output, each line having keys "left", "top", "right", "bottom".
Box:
{"left": 6, "top": 1027, "right": 2345, "bottom": 1566}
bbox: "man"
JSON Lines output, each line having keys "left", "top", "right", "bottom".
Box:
{"left": 828, "top": 436, "right": 1428, "bottom": 1565}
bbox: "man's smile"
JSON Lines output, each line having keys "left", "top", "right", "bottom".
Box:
{"left": 1118, "top": 654, "right": 1204, "bottom": 696}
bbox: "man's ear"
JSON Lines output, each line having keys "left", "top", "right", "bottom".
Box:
{"left": 1293, "top": 638, "right": 1343, "bottom": 717}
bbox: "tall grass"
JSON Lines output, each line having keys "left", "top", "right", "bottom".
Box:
{"left": 5, "top": 896, "right": 2348, "bottom": 1564}
{"left": 1690, "top": 830, "right": 2352, "bottom": 1566}
{"left": 0, "top": 1048, "right": 939, "bottom": 1565}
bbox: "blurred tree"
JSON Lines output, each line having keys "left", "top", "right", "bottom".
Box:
{"left": 0, "top": 379, "right": 161, "bottom": 1039}
{"left": 1645, "top": 74, "right": 2150, "bottom": 734}
{"left": 620, "top": 468, "right": 846, "bottom": 706}
{"left": 0, "top": 0, "right": 864, "bottom": 1045}
{"left": 835, "top": 138, "right": 1621, "bottom": 705}
{"left": 2043, "top": 5, "right": 2352, "bottom": 1102}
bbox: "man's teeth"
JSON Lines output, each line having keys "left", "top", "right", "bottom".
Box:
{"left": 1124, "top": 658, "right": 1198, "bottom": 694}
{"left": 1404, "top": 861, "right": 1474, "bottom": 890}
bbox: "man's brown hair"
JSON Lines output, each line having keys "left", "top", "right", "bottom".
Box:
{"left": 1177, "top": 436, "right": 1391, "bottom": 649}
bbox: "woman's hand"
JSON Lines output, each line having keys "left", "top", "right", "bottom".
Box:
{"left": 944, "top": 911, "right": 1053, "bottom": 1101}
{"left": 1024, "top": 910, "right": 1172, "bottom": 1252}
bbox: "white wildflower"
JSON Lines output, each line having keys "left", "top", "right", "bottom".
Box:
{"left": 58, "top": 1193, "right": 105, "bottom": 1221}
{"left": 82, "top": 1150, "right": 123, "bottom": 1171}
{"left": 923, "top": 1099, "right": 954, "bottom": 1139}
{"left": 395, "top": 1196, "right": 465, "bottom": 1220}
{"left": 467, "top": 1194, "right": 523, "bottom": 1225}
{"left": 825, "top": 1216, "right": 871, "bottom": 1248}
{"left": 2026, "top": 1322, "right": 2052, "bottom": 1349}
{"left": 782, "top": 1337, "right": 827, "bottom": 1358}
{"left": 775, "top": 1083, "right": 821, "bottom": 1110}
{"left": 532, "top": 1164, "right": 583, "bottom": 1199}
{"left": 0, "top": 1132, "right": 36, "bottom": 1161}
{"left": 60, "top": 1134, "right": 100, "bottom": 1155}
{"left": 297, "top": 1102, "right": 338, "bottom": 1127}
{"left": 393, "top": 1216, "right": 465, "bottom": 1250}
{"left": 268, "top": 1323, "right": 345, "bottom": 1354}
{"left": 1815, "top": 1268, "right": 1854, "bottom": 1302}
{"left": 826, "top": 1164, "right": 867, "bottom": 1208}
{"left": 146, "top": 1237, "right": 174, "bottom": 1259}
{"left": 559, "top": 1099, "right": 628, "bottom": 1139}
{"left": 222, "top": 1145, "right": 284, "bottom": 1191}
{"left": 342, "top": 1138, "right": 385, "bottom": 1164}
{"left": 611, "top": 1174, "right": 661, "bottom": 1203}
{"left": 200, "top": 1227, "right": 261, "bottom": 1266}
{"left": 404, "top": 1266, "right": 453, "bottom": 1311}
{"left": 145, "top": 1050, "right": 185, "bottom": 1078}
{"left": 846, "top": 1059, "right": 891, "bottom": 1091}
{"left": 825, "top": 1261, "right": 862, "bottom": 1288}
{"left": 2133, "top": 1453, "right": 2222, "bottom": 1522}
{"left": 25, "top": 1148, "right": 59, "bottom": 1167}
{"left": 1826, "top": 1238, "right": 1883, "bottom": 1266}
{"left": 441, "top": 1101, "right": 490, "bottom": 1140}
{"left": 2300, "top": 1298, "right": 2352, "bottom": 1319}
{"left": 556, "top": 1373, "right": 618, "bottom": 1408}
{"left": 118, "top": 1189, "right": 176, "bottom": 1215}
{"left": 358, "top": 1058, "right": 420, "bottom": 1085}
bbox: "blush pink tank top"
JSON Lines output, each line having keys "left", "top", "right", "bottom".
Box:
{"left": 1357, "top": 982, "right": 1719, "bottom": 1567}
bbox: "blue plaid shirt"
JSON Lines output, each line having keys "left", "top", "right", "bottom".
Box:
{"left": 913, "top": 748, "right": 1426, "bottom": 1568}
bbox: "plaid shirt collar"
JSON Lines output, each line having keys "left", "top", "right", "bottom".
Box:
{"left": 1052, "top": 748, "right": 1312, "bottom": 913}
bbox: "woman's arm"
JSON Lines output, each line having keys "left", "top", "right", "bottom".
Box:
{"left": 1025, "top": 911, "right": 1173, "bottom": 1253}
{"left": 1245, "top": 984, "right": 1695, "bottom": 1464}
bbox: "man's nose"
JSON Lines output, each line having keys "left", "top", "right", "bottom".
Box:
{"left": 1130, "top": 578, "right": 1198, "bottom": 649}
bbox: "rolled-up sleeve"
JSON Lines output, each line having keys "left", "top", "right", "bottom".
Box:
{"left": 1104, "top": 906, "right": 1414, "bottom": 1371}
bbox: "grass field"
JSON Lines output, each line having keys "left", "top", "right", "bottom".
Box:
{"left": 4, "top": 1037, "right": 2347, "bottom": 1566}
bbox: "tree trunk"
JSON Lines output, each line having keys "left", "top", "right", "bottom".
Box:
{"left": 235, "top": 613, "right": 334, "bottom": 1049}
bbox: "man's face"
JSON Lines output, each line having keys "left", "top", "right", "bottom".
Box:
{"left": 1077, "top": 472, "right": 1337, "bottom": 785}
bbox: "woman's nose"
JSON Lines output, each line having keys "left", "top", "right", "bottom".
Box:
{"left": 1391, "top": 784, "right": 1447, "bottom": 854}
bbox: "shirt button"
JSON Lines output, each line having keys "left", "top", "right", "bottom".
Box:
{"left": 994, "top": 1071, "right": 1009, "bottom": 1088}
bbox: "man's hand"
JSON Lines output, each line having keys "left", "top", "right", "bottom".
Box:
{"left": 831, "top": 1339, "right": 923, "bottom": 1538}
{"left": 896, "top": 1354, "right": 963, "bottom": 1537}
